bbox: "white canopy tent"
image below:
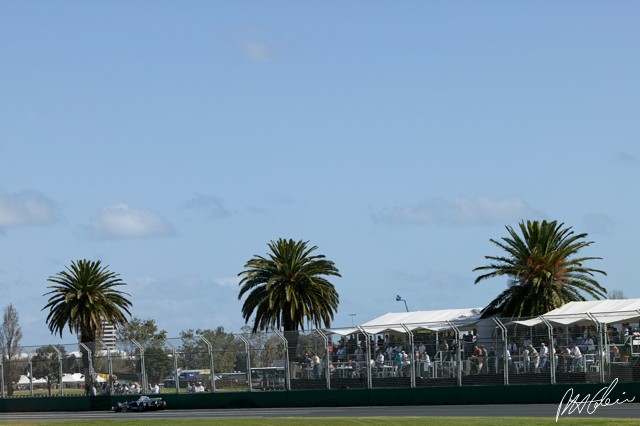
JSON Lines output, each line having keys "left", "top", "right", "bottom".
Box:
{"left": 327, "top": 307, "right": 484, "bottom": 336}
{"left": 17, "top": 375, "right": 47, "bottom": 385}
{"left": 61, "top": 373, "right": 85, "bottom": 383}
{"left": 510, "top": 299, "right": 640, "bottom": 327}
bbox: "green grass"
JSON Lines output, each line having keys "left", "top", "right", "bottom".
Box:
{"left": 1, "top": 417, "right": 638, "bottom": 425}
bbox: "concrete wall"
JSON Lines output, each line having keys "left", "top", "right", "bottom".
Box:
{"left": 2, "top": 382, "right": 638, "bottom": 412}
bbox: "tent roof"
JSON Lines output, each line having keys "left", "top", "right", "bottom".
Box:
{"left": 511, "top": 299, "right": 640, "bottom": 327}
{"left": 327, "top": 308, "right": 483, "bottom": 335}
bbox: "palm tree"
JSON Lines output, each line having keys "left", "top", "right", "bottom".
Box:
{"left": 43, "top": 259, "right": 132, "bottom": 392}
{"left": 474, "top": 220, "right": 607, "bottom": 318}
{"left": 238, "top": 239, "right": 341, "bottom": 360}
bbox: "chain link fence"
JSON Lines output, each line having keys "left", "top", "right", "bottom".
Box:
{"left": 2, "top": 317, "right": 639, "bottom": 397}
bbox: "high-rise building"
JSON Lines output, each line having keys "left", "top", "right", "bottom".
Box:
{"left": 101, "top": 321, "right": 116, "bottom": 349}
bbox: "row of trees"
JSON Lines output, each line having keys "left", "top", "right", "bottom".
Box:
{"left": 1, "top": 220, "right": 611, "bottom": 394}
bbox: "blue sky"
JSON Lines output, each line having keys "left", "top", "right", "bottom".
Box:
{"left": 1, "top": 1, "right": 638, "bottom": 345}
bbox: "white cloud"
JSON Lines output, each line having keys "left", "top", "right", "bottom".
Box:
{"left": 0, "top": 190, "right": 60, "bottom": 229}
{"left": 86, "top": 203, "right": 174, "bottom": 239}
{"left": 375, "top": 194, "right": 542, "bottom": 226}
{"left": 214, "top": 276, "right": 240, "bottom": 288}
{"left": 244, "top": 41, "right": 276, "bottom": 63}
{"left": 183, "top": 194, "right": 230, "bottom": 219}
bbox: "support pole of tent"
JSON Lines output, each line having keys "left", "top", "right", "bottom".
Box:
{"left": 315, "top": 329, "right": 331, "bottom": 390}
{"left": 586, "top": 312, "right": 604, "bottom": 383}
{"left": 400, "top": 324, "right": 415, "bottom": 388}
{"left": 197, "top": 335, "right": 216, "bottom": 393}
{"left": 447, "top": 321, "right": 462, "bottom": 387}
{"left": 493, "top": 318, "right": 508, "bottom": 385}
{"left": 51, "top": 345, "right": 64, "bottom": 397}
{"left": 130, "top": 340, "right": 145, "bottom": 392}
{"left": 539, "top": 316, "right": 555, "bottom": 385}
{"left": 237, "top": 334, "right": 252, "bottom": 392}
{"left": 163, "top": 338, "right": 180, "bottom": 394}
{"left": 274, "top": 331, "right": 291, "bottom": 391}
{"left": 358, "top": 326, "right": 373, "bottom": 389}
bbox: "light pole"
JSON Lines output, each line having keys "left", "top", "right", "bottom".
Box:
{"left": 349, "top": 313, "right": 356, "bottom": 327}
{"left": 396, "top": 295, "right": 409, "bottom": 312}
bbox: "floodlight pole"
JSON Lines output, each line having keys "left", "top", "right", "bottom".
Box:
{"left": 396, "top": 295, "right": 409, "bottom": 312}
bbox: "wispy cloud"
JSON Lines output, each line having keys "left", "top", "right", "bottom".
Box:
{"left": 214, "top": 276, "right": 240, "bottom": 288}
{"left": 183, "top": 194, "right": 231, "bottom": 219}
{"left": 614, "top": 151, "right": 636, "bottom": 164}
{"left": 85, "top": 203, "right": 174, "bottom": 239}
{"left": 219, "top": 26, "right": 283, "bottom": 64}
{"left": 243, "top": 40, "right": 276, "bottom": 63}
{"left": 583, "top": 213, "right": 616, "bottom": 236}
{"left": 375, "top": 195, "right": 542, "bottom": 226}
{"left": 0, "top": 190, "right": 60, "bottom": 229}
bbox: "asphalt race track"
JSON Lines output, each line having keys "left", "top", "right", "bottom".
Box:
{"left": 1, "top": 404, "right": 640, "bottom": 422}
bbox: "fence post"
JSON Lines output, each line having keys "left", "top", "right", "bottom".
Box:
{"left": 131, "top": 340, "right": 146, "bottom": 392}
{"left": 539, "top": 316, "right": 555, "bottom": 384}
{"left": 314, "top": 329, "right": 331, "bottom": 390}
{"left": 586, "top": 312, "right": 604, "bottom": 383}
{"left": 0, "top": 350, "right": 4, "bottom": 398}
{"left": 400, "top": 324, "right": 414, "bottom": 388}
{"left": 493, "top": 318, "right": 508, "bottom": 385}
{"left": 50, "top": 345, "right": 64, "bottom": 396}
{"left": 446, "top": 321, "right": 462, "bottom": 387}
{"left": 20, "top": 346, "right": 34, "bottom": 396}
{"left": 162, "top": 338, "right": 179, "bottom": 393}
{"left": 237, "top": 334, "right": 252, "bottom": 391}
{"left": 273, "top": 330, "right": 291, "bottom": 391}
{"left": 358, "top": 326, "right": 373, "bottom": 389}
{"left": 78, "top": 342, "right": 94, "bottom": 395}
{"left": 197, "top": 335, "right": 216, "bottom": 392}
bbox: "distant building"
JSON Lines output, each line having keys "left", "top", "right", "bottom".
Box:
{"left": 101, "top": 321, "right": 116, "bottom": 349}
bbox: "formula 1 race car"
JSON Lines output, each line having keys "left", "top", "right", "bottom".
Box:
{"left": 112, "top": 395, "right": 167, "bottom": 412}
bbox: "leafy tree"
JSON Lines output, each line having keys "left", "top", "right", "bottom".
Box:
{"left": 116, "top": 317, "right": 167, "bottom": 354}
{"left": 31, "top": 345, "right": 71, "bottom": 397}
{"left": 238, "top": 238, "right": 341, "bottom": 359}
{"left": 1, "top": 304, "right": 23, "bottom": 396}
{"left": 474, "top": 220, "right": 607, "bottom": 318}
{"left": 144, "top": 346, "right": 174, "bottom": 385}
{"left": 608, "top": 289, "right": 626, "bottom": 300}
{"left": 240, "top": 326, "right": 285, "bottom": 368}
{"left": 43, "top": 259, "right": 132, "bottom": 393}
{"left": 180, "top": 327, "right": 238, "bottom": 374}
{"left": 116, "top": 317, "right": 170, "bottom": 386}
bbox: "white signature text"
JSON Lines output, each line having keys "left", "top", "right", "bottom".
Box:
{"left": 556, "top": 378, "right": 635, "bottom": 422}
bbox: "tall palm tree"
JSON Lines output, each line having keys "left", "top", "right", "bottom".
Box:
{"left": 43, "top": 259, "right": 132, "bottom": 392}
{"left": 474, "top": 220, "right": 607, "bottom": 318}
{"left": 238, "top": 239, "right": 341, "bottom": 360}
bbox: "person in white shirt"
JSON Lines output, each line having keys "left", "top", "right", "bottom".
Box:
{"left": 527, "top": 344, "right": 539, "bottom": 372}
{"left": 150, "top": 383, "right": 160, "bottom": 394}
{"left": 194, "top": 381, "right": 205, "bottom": 392}
{"left": 570, "top": 343, "right": 583, "bottom": 371}
{"left": 539, "top": 343, "right": 549, "bottom": 370}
